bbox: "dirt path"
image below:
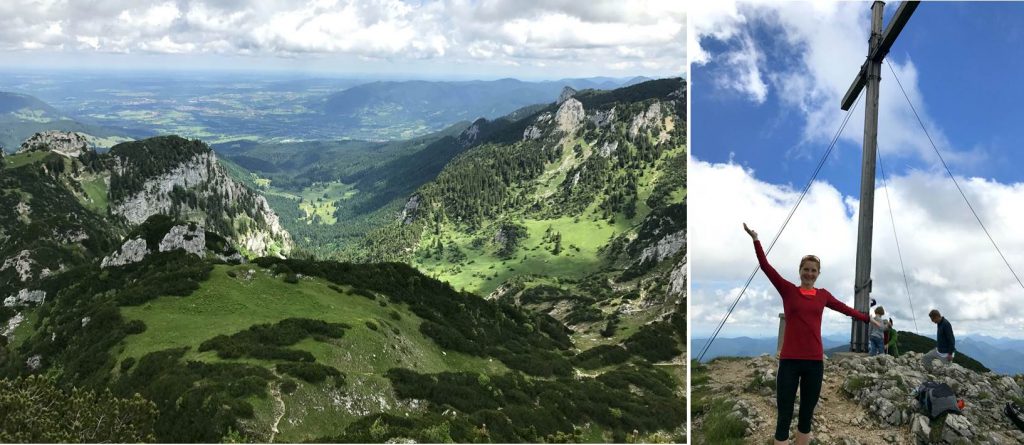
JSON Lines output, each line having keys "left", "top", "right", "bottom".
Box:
{"left": 705, "top": 358, "right": 915, "bottom": 444}
{"left": 268, "top": 379, "right": 286, "bottom": 443}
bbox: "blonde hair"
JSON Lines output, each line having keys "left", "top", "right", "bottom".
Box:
{"left": 800, "top": 255, "right": 820, "bottom": 270}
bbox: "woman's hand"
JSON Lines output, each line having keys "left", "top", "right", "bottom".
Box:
{"left": 743, "top": 223, "right": 758, "bottom": 241}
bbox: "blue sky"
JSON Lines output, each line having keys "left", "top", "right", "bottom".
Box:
{"left": 0, "top": 0, "right": 684, "bottom": 81}
{"left": 690, "top": 2, "right": 1024, "bottom": 340}
{"left": 696, "top": 2, "right": 1024, "bottom": 191}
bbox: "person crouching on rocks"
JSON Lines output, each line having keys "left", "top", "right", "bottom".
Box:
{"left": 922, "top": 309, "right": 955, "bottom": 372}
{"left": 744, "top": 223, "right": 871, "bottom": 445}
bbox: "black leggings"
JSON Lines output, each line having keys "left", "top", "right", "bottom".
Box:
{"left": 775, "top": 359, "right": 824, "bottom": 441}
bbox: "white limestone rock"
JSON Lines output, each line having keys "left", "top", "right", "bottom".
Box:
{"left": 109, "top": 150, "right": 292, "bottom": 257}
{"left": 101, "top": 238, "right": 150, "bottom": 268}
{"left": 590, "top": 107, "right": 616, "bottom": 128}
{"left": 52, "top": 228, "right": 88, "bottom": 244}
{"left": 400, "top": 195, "right": 421, "bottom": 225}
{"left": 1, "top": 250, "right": 35, "bottom": 282}
{"left": 3, "top": 288, "right": 46, "bottom": 307}
{"left": 598, "top": 140, "right": 619, "bottom": 157}
{"left": 570, "top": 170, "right": 582, "bottom": 189}
{"left": 26, "top": 354, "right": 42, "bottom": 371}
{"left": 942, "top": 410, "right": 976, "bottom": 443}
{"left": 2, "top": 312, "right": 24, "bottom": 338}
{"left": 668, "top": 258, "right": 686, "bottom": 298}
{"left": 555, "top": 98, "right": 585, "bottom": 134}
{"left": 16, "top": 201, "right": 31, "bottom": 221}
{"left": 159, "top": 224, "right": 206, "bottom": 257}
{"left": 459, "top": 121, "right": 482, "bottom": 147}
{"left": 523, "top": 125, "right": 543, "bottom": 141}
{"left": 18, "top": 131, "right": 92, "bottom": 158}
{"left": 111, "top": 153, "right": 214, "bottom": 225}
{"left": 638, "top": 230, "right": 685, "bottom": 265}
{"left": 629, "top": 102, "right": 663, "bottom": 139}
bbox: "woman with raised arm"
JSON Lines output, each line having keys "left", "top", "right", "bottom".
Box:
{"left": 744, "top": 223, "right": 872, "bottom": 445}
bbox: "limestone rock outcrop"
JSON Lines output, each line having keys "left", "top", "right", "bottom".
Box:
{"left": 101, "top": 238, "right": 149, "bottom": 268}
{"left": 109, "top": 150, "right": 291, "bottom": 257}
{"left": 18, "top": 131, "right": 92, "bottom": 158}
{"left": 4, "top": 288, "right": 46, "bottom": 307}
{"left": 555, "top": 98, "right": 585, "bottom": 134}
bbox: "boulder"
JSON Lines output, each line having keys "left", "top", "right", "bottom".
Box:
{"left": 101, "top": 238, "right": 150, "bottom": 268}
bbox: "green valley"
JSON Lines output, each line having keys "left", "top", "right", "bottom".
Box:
{"left": 1, "top": 78, "right": 686, "bottom": 444}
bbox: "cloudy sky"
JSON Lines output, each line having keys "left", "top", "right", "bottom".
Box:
{"left": 691, "top": 2, "right": 1024, "bottom": 341}
{"left": 0, "top": 0, "right": 684, "bottom": 80}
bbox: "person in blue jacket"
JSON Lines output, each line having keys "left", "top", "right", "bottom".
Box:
{"left": 922, "top": 309, "right": 955, "bottom": 371}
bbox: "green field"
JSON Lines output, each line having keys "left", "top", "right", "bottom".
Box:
{"left": 79, "top": 174, "right": 109, "bottom": 213}
{"left": 297, "top": 182, "right": 357, "bottom": 225}
{"left": 4, "top": 151, "right": 48, "bottom": 169}
{"left": 411, "top": 143, "right": 686, "bottom": 296}
{"left": 10, "top": 109, "right": 54, "bottom": 123}
{"left": 9, "top": 311, "right": 38, "bottom": 349}
{"left": 413, "top": 213, "right": 622, "bottom": 296}
{"left": 117, "top": 264, "right": 507, "bottom": 441}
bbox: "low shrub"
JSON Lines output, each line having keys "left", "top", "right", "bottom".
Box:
{"left": 124, "top": 320, "right": 147, "bottom": 335}
{"left": 280, "top": 379, "right": 298, "bottom": 395}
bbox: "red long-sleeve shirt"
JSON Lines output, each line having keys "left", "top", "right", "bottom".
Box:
{"left": 754, "top": 240, "right": 869, "bottom": 360}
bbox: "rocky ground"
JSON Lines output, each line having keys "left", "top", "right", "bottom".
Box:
{"left": 696, "top": 352, "right": 1024, "bottom": 444}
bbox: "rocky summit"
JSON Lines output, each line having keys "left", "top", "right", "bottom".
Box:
{"left": 695, "top": 353, "right": 1024, "bottom": 444}
{"left": 17, "top": 131, "right": 92, "bottom": 158}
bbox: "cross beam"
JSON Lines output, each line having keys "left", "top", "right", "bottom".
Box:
{"left": 841, "top": 1, "right": 920, "bottom": 111}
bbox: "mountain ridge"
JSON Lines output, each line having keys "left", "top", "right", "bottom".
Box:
{"left": 0, "top": 92, "right": 138, "bottom": 152}
{"left": 1, "top": 132, "right": 292, "bottom": 308}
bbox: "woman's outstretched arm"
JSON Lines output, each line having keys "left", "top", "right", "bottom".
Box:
{"left": 744, "top": 223, "right": 792, "bottom": 295}
{"left": 825, "top": 294, "right": 870, "bottom": 323}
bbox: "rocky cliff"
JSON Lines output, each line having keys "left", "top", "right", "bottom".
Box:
{"left": 107, "top": 136, "right": 292, "bottom": 257}
{"left": 102, "top": 217, "right": 243, "bottom": 268}
{"left": 694, "top": 353, "right": 1024, "bottom": 444}
{"left": 1, "top": 133, "right": 292, "bottom": 334}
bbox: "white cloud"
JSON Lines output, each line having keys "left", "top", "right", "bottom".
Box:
{"left": 0, "top": 0, "right": 684, "bottom": 76}
{"left": 720, "top": 33, "right": 766, "bottom": 103}
{"left": 691, "top": 158, "right": 1024, "bottom": 339}
{"left": 688, "top": 0, "right": 745, "bottom": 65}
{"left": 137, "top": 3, "right": 181, "bottom": 28}
{"left": 140, "top": 36, "right": 196, "bottom": 54}
{"left": 76, "top": 35, "right": 100, "bottom": 50}
{"left": 692, "top": 1, "right": 982, "bottom": 168}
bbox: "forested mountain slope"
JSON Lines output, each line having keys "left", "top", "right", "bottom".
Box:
{"left": 350, "top": 78, "right": 687, "bottom": 361}
{"left": 1, "top": 132, "right": 291, "bottom": 310}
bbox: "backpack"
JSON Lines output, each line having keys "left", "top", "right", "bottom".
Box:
{"left": 886, "top": 328, "right": 899, "bottom": 356}
{"left": 914, "top": 381, "right": 962, "bottom": 419}
{"left": 1006, "top": 402, "right": 1024, "bottom": 432}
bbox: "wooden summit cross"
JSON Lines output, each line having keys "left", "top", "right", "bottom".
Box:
{"left": 840, "top": 1, "right": 918, "bottom": 353}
